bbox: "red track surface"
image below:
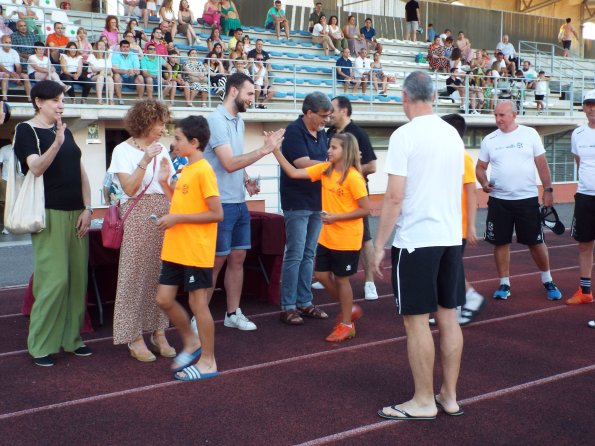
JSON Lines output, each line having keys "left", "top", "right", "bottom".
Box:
{"left": 0, "top": 236, "right": 593, "bottom": 445}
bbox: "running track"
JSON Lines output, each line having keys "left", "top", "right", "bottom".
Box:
{"left": 0, "top": 236, "right": 593, "bottom": 445}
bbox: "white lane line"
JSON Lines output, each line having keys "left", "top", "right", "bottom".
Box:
{"left": 0, "top": 305, "right": 571, "bottom": 420}
{"left": 294, "top": 364, "right": 595, "bottom": 446}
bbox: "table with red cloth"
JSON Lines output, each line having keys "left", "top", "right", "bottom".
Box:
{"left": 22, "top": 211, "right": 286, "bottom": 331}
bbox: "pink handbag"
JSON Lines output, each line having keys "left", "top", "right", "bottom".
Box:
{"left": 101, "top": 161, "right": 156, "bottom": 249}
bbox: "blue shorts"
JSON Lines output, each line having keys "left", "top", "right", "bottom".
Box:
{"left": 265, "top": 22, "right": 275, "bottom": 30}
{"left": 216, "top": 202, "right": 251, "bottom": 256}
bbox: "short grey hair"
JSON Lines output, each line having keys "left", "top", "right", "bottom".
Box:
{"left": 302, "top": 91, "right": 332, "bottom": 114}
{"left": 403, "top": 71, "right": 435, "bottom": 103}
{"left": 496, "top": 99, "right": 518, "bottom": 114}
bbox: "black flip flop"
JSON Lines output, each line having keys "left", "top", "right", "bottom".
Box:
{"left": 435, "top": 397, "right": 464, "bottom": 416}
{"left": 377, "top": 405, "right": 436, "bottom": 421}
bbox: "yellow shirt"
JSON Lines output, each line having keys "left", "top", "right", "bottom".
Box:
{"left": 306, "top": 162, "right": 368, "bottom": 251}
{"left": 161, "top": 158, "right": 219, "bottom": 267}
{"left": 462, "top": 151, "right": 476, "bottom": 239}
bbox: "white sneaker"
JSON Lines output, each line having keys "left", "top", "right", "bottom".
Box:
{"left": 190, "top": 316, "right": 198, "bottom": 335}
{"left": 364, "top": 281, "right": 378, "bottom": 300}
{"left": 224, "top": 308, "right": 257, "bottom": 331}
{"left": 312, "top": 281, "right": 325, "bottom": 290}
{"left": 1, "top": 228, "right": 9, "bottom": 235}
{"left": 334, "top": 49, "right": 341, "bottom": 55}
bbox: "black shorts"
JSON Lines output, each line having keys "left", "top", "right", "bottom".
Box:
{"left": 159, "top": 260, "right": 212, "bottom": 292}
{"left": 362, "top": 216, "right": 371, "bottom": 243}
{"left": 571, "top": 193, "right": 595, "bottom": 242}
{"left": 484, "top": 196, "right": 544, "bottom": 246}
{"left": 391, "top": 246, "right": 465, "bottom": 315}
{"left": 461, "top": 238, "right": 467, "bottom": 255}
{"left": 315, "top": 244, "right": 360, "bottom": 277}
{"left": 562, "top": 40, "right": 571, "bottom": 50}
{"left": 535, "top": 94, "right": 545, "bottom": 101}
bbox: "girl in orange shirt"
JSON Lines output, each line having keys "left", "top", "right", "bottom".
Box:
{"left": 274, "top": 133, "right": 370, "bottom": 342}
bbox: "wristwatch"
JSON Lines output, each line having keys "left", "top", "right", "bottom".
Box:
{"left": 85, "top": 205, "right": 94, "bottom": 214}
{"left": 543, "top": 187, "right": 554, "bottom": 192}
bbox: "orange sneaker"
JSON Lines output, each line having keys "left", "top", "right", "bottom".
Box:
{"left": 325, "top": 323, "right": 356, "bottom": 342}
{"left": 565, "top": 289, "right": 593, "bottom": 305}
{"left": 336, "top": 304, "right": 364, "bottom": 323}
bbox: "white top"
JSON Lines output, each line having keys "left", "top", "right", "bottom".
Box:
{"left": 86, "top": 53, "right": 113, "bottom": 75}
{"left": 252, "top": 65, "right": 267, "bottom": 86}
{"left": 107, "top": 141, "right": 174, "bottom": 204}
{"left": 571, "top": 124, "right": 595, "bottom": 195}
{"left": 535, "top": 79, "right": 548, "bottom": 95}
{"left": 61, "top": 54, "right": 81, "bottom": 73}
{"left": 0, "top": 48, "right": 20, "bottom": 72}
{"left": 27, "top": 54, "right": 50, "bottom": 75}
{"left": 312, "top": 23, "right": 327, "bottom": 37}
{"left": 384, "top": 114, "right": 464, "bottom": 249}
{"left": 496, "top": 41, "right": 516, "bottom": 58}
{"left": 522, "top": 68, "right": 537, "bottom": 81}
{"left": 479, "top": 125, "right": 545, "bottom": 200}
{"left": 0, "top": 144, "right": 11, "bottom": 182}
{"left": 353, "top": 56, "right": 371, "bottom": 78}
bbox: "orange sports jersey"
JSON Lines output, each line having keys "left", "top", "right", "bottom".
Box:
{"left": 161, "top": 158, "right": 219, "bottom": 268}
{"left": 305, "top": 162, "right": 368, "bottom": 251}
{"left": 462, "top": 151, "right": 476, "bottom": 239}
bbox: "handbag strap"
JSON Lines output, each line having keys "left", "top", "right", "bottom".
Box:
{"left": 120, "top": 158, "right": 157, "bottom": 223}
{"left": 12, "top": 122, "right": 42, "bottom": 176}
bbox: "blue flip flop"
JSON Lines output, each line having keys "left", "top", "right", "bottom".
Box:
{"left": 171, "top": 347, "right": 202, "bottom": 373}
{"left": 174, "top": 365, "right": 219, "bottom": 381}
{"left": 377, "top": 405, "right": 436, "bottom": 421}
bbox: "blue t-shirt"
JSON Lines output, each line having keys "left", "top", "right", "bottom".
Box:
{"left": 111, "top": 52, "right": 140, "bottom": 71}
{"left": 280, "top": 117, "right": 328, "bottom": 211}
{"left": 203, "top": 105, "right": 246, "bottom": 203}
{"left": 336, "top": 56, "right": 352, "bottom": 78}
{"left": 360, "top": 26, "right": 376, "bottom": 40}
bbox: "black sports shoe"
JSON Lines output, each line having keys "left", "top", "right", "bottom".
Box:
{"left": 73, "top": 346, "right": 93, "bottom": 357}
{"left": 33, "top": 355, "right": 55, "bottom": 367}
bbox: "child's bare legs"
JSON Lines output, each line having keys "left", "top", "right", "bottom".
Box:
{"left": 188, "top": 288, "right": 217, "bottom": 373}
{"left": 315, "top": 271, "right": 353, "bottom": 325}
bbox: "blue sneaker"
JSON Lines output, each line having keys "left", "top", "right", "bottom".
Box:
{"left": 493, "top": 284, "right": 511, "bottom": 300}
{"left": 543, "top": 281, "right": 562, "bottom": 300}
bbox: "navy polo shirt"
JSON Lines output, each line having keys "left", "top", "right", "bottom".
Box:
{"left": 280, "top": 117, "right": 328, "bottom": 211}
{"left": 336, "top": 56, "right": 352, "bottom": 79}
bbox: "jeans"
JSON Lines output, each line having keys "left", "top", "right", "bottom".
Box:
{"left": 280, "top": 210, "right": 322, "bottom": 310}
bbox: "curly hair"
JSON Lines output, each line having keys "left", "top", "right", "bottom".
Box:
{"left": 124, "top": 99, "right": 171, "bottom": 138}
{"left": 105, "top": 15, "right": 119, "bottom": 31}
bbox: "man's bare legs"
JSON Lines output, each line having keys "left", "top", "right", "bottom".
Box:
{"left": 435, "top": 306, "right": 464, "bottom": 413}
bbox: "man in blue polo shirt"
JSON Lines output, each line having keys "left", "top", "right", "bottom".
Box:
{"left": 360, "top": 18, "right": 382, "bottom": 53}
{"left": 336, "top": 48, "right": 353, "bottom": 93}
{"left": 278, "top": 92, "right": 331, "bottom": 326}
{"left": 112, "top": 40, "right": 144, "bottom": 104}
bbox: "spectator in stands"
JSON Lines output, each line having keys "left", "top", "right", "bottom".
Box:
{"left": 206, "top": 50, "right": 227, "bottom": 100}
{"left": 252, "top": 54, "right": 274, "bottom": 109}
{"left": 123, "top": 0, "right": 144, "bottom": 21}
{"left": 145, "top": 27, "right": 168, "bottom": 56}
{"left": 470, "top": 49, "right": 485, "bottom": 71}
{"left": 344, "top": 15, "right": 366, "bottom": 55}
{"left": 202, "top": 0, "right": 221, "bottom": 30}
{"left": 126, "top": 19, "right": 148, "bottom": 47}
{"left": 158, "top": 20, "right": 175, "bottom": 49}
{"left": 426, "top": 23, "right": 437, "bottom": 43}
{"left": 371, "top": 52, "right": 388, "bottom": 96}
{"left": 247, "top": 38, "right": 272, "bottom": 74}
{"left": 0, "top": 6, "right": 13, "bottom": 37}
{"left": 468, "top": 71, "right": 483, "bottom": 114}
{"left": 220, "top": 0, "right": 241, "bottom": 37}
{"left": 116, "top": 31, "right": 143, "bottom": 59}
{"left": 558, "top": 18, "right": 579, "bottom": 57}
{"left": 87, "top": 40, "right": 114, "bottom": 105}
{"left": 360, "top": 18, "right": 382, "bottom": 54}
{"left": 352, "top": 47, "right": 371, "bottom": 94}
{"left": 446, "top": 68, "right": 465, "bottom": 109}
{"left": 11, "top": 20, "right": 35, "bottom": 63}
{"left": 491, "top": 50, "right": 508, "bottom": 75}
{"left": 228, "top": 27, "right": 243, "bottom": 53}
{"left": 207, "top": 27, "right": 223, "bottom": 53}
{"left": 0, "top": 34, "right": 30, "bottom": 101}
{"left": 443, "top": 36, "right": 454, "bottom": 58}
{"left": 59, "top": 42, "right": 91, "bottom": 103}
{"left": 328, "top": 15, "right": 346, "bottom": 51}
{"left": 480, "top": 48, "right": 491, "bottom": 67}
{"left": 450, "top": 47, "right": 464, "bottom": 73}
{"left": 75, "top": 27, "right": 92, "bottom": 65}
{"left": 496, "top": 34, "right": 517, "bottom": 72}
{"left": 183, "top": 48, "right": 209, "bottom": 107}
{"left": 177, "top": 0, "right": 198, "bottom": 46}
{"left": 17, "top": 0, "right": 41, "bottom": 36}
{"left": 140, "top": 43, "right": 163, "bottom": 99}
{"left": 404, "top": 0, "right": 420, "bottom": 42}
{"left": 481, "top": 71, "right": 496, "bottom": 111}
{"left": 46, "top": 22, "right": 69, "bottom": 67}
{"left": 27, "top": 42, "right": 67, "bottom": 87}
{"left": 428, "top": 35, "right": 449, "bottom": 72}
{"left": 242, "top": 35, "right": 253, "bottom": 55}
{"left": 229, "top": 41, "right": 244, "bottom": 61}
{"left": 265, "top": 0, "right": 290, "bottom": 41}
{"left": 312, "top": 15, "right": 340, "bottom": 56}
{"left": 159, "top": 0, "right": 177, "bottom": 39}
{"left": 308, "top": 2, "right": 323, "bottom": 33}
{"left": 335, "top": 47, "right": 353, "bottom": 93}
{"left": 164, "top": 50, "right": 191, "bottom": 106}
{"left": 100, "top": 15, "right": 120, "bottom": 49}
{"left": 521, "top": 60, "right": 537, "bottom": 89}
{"left": 112, "top": 39, "right": 144, "bottom": 104}
{"left": 456, "top": 31, "right": 473, "bottom": 64}
{"left": 230, "top": 57, "right": 249, "bottom": 76}
{"left": 211, "top": 42, "right": 229, "bottom": 71}
{"left": 534, "top": 70, "right": 547, "bottom": 113}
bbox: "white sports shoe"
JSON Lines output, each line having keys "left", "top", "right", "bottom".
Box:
{"left": 190, "top": 316, "right": 198, "bottom": 335}
{"left": 312, "top": 281, "right": 325, "bottom": 290}
{"left": 1, "top": 229, "right": 9, "bottom": 235}
{"left": 224, "top": 308, "right": 257, "bottom": 331}
{"left": 364, "top": 281, "right": 378, "bottom": 300}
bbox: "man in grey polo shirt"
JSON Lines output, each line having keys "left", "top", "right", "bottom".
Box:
{"left": 203, "top": 72, "right": 285, "bottom": 331}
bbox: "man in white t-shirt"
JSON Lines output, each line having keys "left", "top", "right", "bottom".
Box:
{"left": 352, "top": 48, "right": 371, "bottom": 93}
{"left": 0, "top": 35, "right": 31, "bottom": 101}
{"left": 476, "top": 101, "right": 562, "bottom": 301}
{"left": 521, "top": 60, "right": 538, "bottom": 89}
{"left": 373, "top": 71, "right": 465, "bottom": 421}
{"left": 0, "top": 142, "right": 11, "bottom": 233}
{"left": 496, "top": 34, "right": 518, "bottom": 72}
{"left": 566, "top": 90, "right": 595, "bottom": 321}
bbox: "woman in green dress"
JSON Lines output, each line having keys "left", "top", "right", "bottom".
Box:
{"left": 220, "top": 0, "right": 241, "bottom": 36}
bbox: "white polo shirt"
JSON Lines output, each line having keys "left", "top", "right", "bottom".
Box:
{"left": 571, "top": 124, "right": 595, "bottom": 196}
{"left": 0, "top": 48, "right": 20, "bottom": 72}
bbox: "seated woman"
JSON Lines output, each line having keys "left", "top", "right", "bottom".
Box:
{"left": 427, "top": 36, "right": 449, "bottom": 72}
{"left": 86, "top": 40, "right": 114, "bottom": 105}
{"left": 343, "top": 15, "right": 366, "bottom": 55}
{"left": 159, "top": 0, "right": 177, "bottom": 40}
{"left": 242, "top": 35, "right": 253, "bottom": 55}
{"left": 456, "top": 31, "right": 474, "bottom": 64}
{"left": 229, "top": 41, "right": 245, "bottom": 61}
{"left": 75, "top": 27, "right": 92, "bottom": 64}
{"left": 100, "top": 15, "right": 121, "bottom": 49}
{"left": 17, "top": 0, "right": 41, "bottom": 35}
{"left": 183, "top": 48, "right": 209, "bottom": 107}
{"left": 443, "top": 36, "right": 454, "bottom": 59}
{"left": 252, "top": 54, "right": 275, "bottom": 109}
{"left": 328, "top": 15, "right": 346, "bottom": 52}
{"left": 27, "top": 42, "right": 68, "bottom": 88}
{"left": 220, "top": 0, "right": 241, "bottom": 37}
{"left": 205, "top": 50, "right": 227, "bottom": 100}
{"left": 312, "top": 15, "right": 340, "bottom": 56}
{"left": 177, "top": 0, "right": 198, "bottom": 46}
{"left": 59, "top": 42, "right": 91, "bottom": 103}
{"left": 125, "top": 18, "right": 148, "bottom": 47}
{"left": 371, "top": 52, "right": 388, "bottom": 95}
{"left": 450, "top": 47, "right": 464, "bottom": 73}
{"left": 117, "top": 31, "right": 144, "bottom": 60}
{"left": 206, "top": 28, "right": 223, "bottom": 53}
{"left": 202, "top": 0, "right": 221, "bottom": 30}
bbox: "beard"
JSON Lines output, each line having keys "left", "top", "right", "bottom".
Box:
{"left": 235, "top": 95, "right": 247, "bottom": 113}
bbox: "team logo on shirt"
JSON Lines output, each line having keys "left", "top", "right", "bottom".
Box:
{"left": 182, "top": 184, "right": 189, "bottom": 194}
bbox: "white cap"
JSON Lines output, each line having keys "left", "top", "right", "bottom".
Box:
{"left": 582, "top": 89, "right": 595, "bottom": 104}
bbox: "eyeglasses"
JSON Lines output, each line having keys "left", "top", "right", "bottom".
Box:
{"left": 147, "top": 47, "right": 156, "bottom": 50}
{"left": 316, "top": 112, "right": 332, "bottom": 119}
{"left": 56, "top": 27, "right": 65, "bottom": 30}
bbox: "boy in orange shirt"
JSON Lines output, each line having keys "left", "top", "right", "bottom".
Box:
{"left": 155, "top": 116, "right": 223, "bottom": 381}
